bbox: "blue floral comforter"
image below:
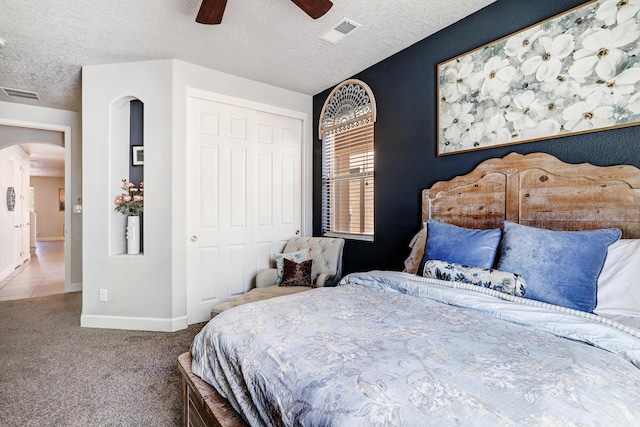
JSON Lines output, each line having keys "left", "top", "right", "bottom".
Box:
{"left": 191, "top": 271, "right": 640, "bottom": 426}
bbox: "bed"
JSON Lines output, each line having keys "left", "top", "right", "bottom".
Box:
{"left": 179, "top": 152, "right": 640, "bottom": 426}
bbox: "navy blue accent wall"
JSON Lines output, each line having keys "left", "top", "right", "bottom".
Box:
{"left": 129, "top": 100, "right": 144, "bottom": 186}
{"left": 129, "top": 99, "right": 144, "bottom": 251}
{"left": 313, "top": 0, "right": 640, "bottom": 275}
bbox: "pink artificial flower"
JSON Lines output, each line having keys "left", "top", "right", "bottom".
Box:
{"left": 139, "top": 182, "right": 144, "bottom": 187}
{"left": 114, "top": 197, "right": 123, "bottom": 205}
{"left": 123, "top": 195, "right": 132, "bottom": 202}
{"left": 126, "top": 182, "right": 135, "bottom": 188}
{"left": 133, "top": 195, "right": 143, "bottom": 201}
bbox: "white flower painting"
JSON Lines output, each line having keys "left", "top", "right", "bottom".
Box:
{"left": 437, "top": 0, "right": 640, "bottom": 155}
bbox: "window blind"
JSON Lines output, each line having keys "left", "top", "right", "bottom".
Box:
{"left": 321, "top": 121, "right": 374, "bottom": 241}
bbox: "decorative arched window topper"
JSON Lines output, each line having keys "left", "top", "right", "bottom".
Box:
{"left": 319, "top": 79, "right": 377, "bottom": 242}
{"left": 319, "top": 79, "right": 377, "bottom": 138}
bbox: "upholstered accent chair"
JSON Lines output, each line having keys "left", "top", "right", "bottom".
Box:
{"left": 211, "top": 237, "right": 345, "bottom": 316}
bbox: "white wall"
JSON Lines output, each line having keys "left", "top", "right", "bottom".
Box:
{"left": 82, "top": 59, "right": 312, "bottom": 331}
{"left": 0, "top": 102, "right": 82, "bottom": 292}
{"left": 0, "top": 145, "right": 30, "bottom": 280}
{"left": 31, "top": 176, "right": 65, "bottom": 240}
{"left": 82, "top": 60, "right": 174, "bottom": 331}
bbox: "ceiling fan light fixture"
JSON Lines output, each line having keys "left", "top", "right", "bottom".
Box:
{"left": 196, "top": 0, "right": 332, "bottom": 24}
{"left": 291, "top": 0, "right": 333, "bottom": 19}
{"left": 196, "top": 0, "right": 227, "bottom": 25}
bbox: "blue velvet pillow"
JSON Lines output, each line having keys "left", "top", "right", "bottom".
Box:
{"left": 497, "top": 221, "right": 621, "bottom": 313}
{"left": 418, "top": 220, "right": 502, "bottom": 273}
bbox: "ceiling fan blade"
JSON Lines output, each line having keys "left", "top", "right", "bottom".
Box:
{"left": 196, "top": 0, "right": 227, "bottom": 24}
{"left": 291, "top": 0, "right": 333, "bottom": 19}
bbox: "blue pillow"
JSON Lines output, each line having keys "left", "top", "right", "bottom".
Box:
{"left": 418, "top": 220, "right": 502, "bottom": 273}
{"left": 497, "top": 221, "right": 621, "bottom": 313}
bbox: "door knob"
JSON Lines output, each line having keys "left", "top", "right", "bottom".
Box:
{"left": 295, "top": 230, "right": 300, "bottom": 235}
{"left": 190, "top": 235, "right": 198, "bottom": 242}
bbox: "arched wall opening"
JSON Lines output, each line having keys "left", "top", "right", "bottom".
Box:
{"left": 109, "top": 97, "right": 144, "bottom": 256}
{"left": 0, "top": 123, "right": 67, "bottom": 291}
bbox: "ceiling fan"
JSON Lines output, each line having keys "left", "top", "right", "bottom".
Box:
{"left": 196, "top": 0, "right": 333, "bottom": 24}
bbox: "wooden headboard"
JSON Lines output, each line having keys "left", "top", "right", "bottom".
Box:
{"left": 422, "top": 152, "right": 640, "bottom": 238}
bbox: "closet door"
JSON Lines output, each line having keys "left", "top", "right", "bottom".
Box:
{"left": 186, "top": 94, "right": 303, "bottom": 324}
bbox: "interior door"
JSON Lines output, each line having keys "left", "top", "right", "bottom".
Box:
{"left": 186, "top": 95, "right": 303, "bottom": 324}
{"left": 20, "top": 159, "right": 30, "bottom": 261}
{"left": 12, "top": 158, "right": 28, "bottom": 266}
{"left": 254, "top": 110, "right": 303, "bottom": 270}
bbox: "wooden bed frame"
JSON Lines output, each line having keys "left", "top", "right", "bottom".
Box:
{"left": 178, "top": 352, "right": 247, "bottom": 427}
{"left": 179, "top": 152, "right": 640, "bottom": 426}
{"left": 423, "top": 152, "right": 640, "bottom": 238}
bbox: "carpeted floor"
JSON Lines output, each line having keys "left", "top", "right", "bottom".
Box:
{"left": 0, "top": 292, "right": 206, "bottom": 426}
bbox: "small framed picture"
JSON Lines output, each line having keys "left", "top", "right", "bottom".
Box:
{"left": 132, "top": 146, "right": 144, "bottom": 166}
{"left": 59, "top": 188, "right": 65, "bottom": 211}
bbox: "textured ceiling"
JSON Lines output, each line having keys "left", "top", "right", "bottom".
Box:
{"left": 0, "top": 0, "right": 495, "bottom": 113}
{"left": 0, "top": 125, "right": 65, "bottom": 176}
{"left": 21, "top": 142, "right": 66, "bottom": 177}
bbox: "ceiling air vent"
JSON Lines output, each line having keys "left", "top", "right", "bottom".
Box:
{"left": 1, "top": 87, "right": 40, "bottom": 100}
{"left": 320, "top": 18, "right": 361, "bottom": 45}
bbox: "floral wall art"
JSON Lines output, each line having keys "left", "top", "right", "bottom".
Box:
{"left": 437, "top": 0, "right": 640, "bottom": 155}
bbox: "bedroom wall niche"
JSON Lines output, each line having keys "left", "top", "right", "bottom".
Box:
{"left": 109, "top": 96, "right": 144, "bottom": 256}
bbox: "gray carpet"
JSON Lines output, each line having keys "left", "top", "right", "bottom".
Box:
{"left": 0, "top": 292, "right": 206, "bottom": 426}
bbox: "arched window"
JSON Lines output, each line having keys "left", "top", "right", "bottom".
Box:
{"left": 319, "top": 79, "right": 376, "bottom": 241}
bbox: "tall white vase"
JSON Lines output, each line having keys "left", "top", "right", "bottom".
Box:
{"left": 126, "top": 216, "right": 140, "bottom": 255}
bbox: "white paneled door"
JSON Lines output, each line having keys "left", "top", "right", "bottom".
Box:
{"left": 186, "top": 94, "right": 303, "bottom": 323}
{"left": 12, "top": 158, "right": 30, "bottom": 267}
{"left": 20, "top": 159, "right": 30, "bottom": 262}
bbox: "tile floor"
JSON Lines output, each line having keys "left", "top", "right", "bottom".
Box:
{"left": 0, "top": 241, "right": 65, "bottom": 301}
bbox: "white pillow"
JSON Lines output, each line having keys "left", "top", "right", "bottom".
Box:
{"left": 403, "top": 225, "right": 427, "bottom": 274}
{"left": 595, "top": 239, "right": 640, "bottom": 317}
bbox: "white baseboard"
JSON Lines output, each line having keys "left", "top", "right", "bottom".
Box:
{"left": 37, "top": 237, "right": 65, "bottom": 242}
{"left": 80, "top": 314, "right": 189, "bottom": 332}
{"left": 0, "top": 265, "right": 14, "bottom": 282}
{"left": 66, "top": 282, "right": 83, "bottom": 292}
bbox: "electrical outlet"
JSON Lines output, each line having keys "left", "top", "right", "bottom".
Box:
{"left": 99, "top": 289, "right": 108, "bottom": 302}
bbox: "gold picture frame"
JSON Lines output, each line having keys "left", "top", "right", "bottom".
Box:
{"left": 437, "top": 0, "right": 640, "bottom": 155}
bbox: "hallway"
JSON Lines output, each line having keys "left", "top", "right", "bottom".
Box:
{"left": 0, "top": 241, "right": 65, "bottom": 301}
